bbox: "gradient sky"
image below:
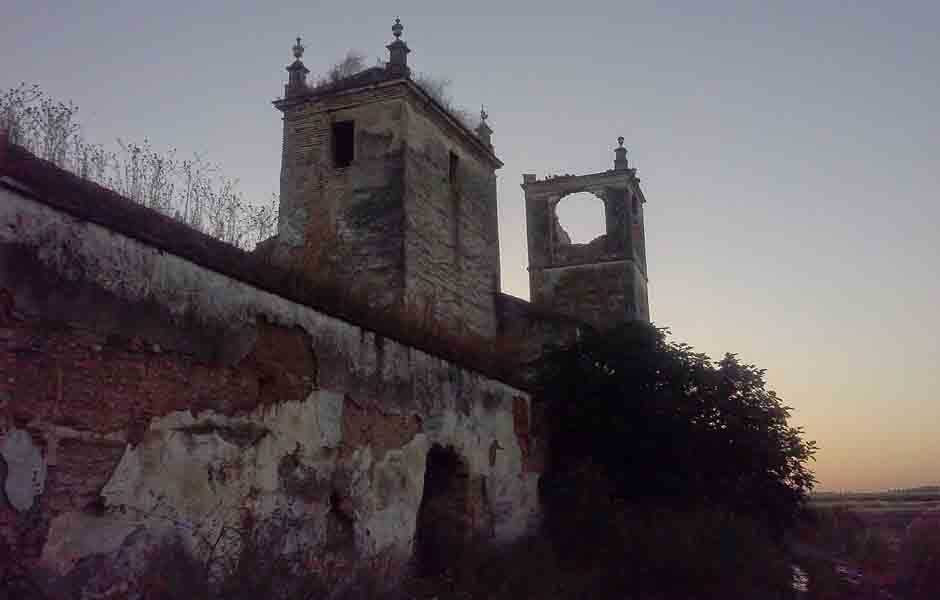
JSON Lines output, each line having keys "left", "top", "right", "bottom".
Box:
{"left": 2, "top": 1, "right": 937, "bottom": 491}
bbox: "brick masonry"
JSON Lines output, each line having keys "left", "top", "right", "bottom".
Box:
{"left": 0, "top": 146, "right": 540, "bottom": 592}
{"left": 274, "top": 73, "right": 502, "bottom": 337}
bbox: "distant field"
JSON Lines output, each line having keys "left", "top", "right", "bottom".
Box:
{"left": 813, "top": 486, "right": 940, "bottom": 504}
{"left": 812, "top": 499, "right": 940, "bottom": 512}
{"left": 810, "top": 487, "right": 940, "bottom": 532}
{"left": 796, "top": 486, "right": 940, "bottom": 597}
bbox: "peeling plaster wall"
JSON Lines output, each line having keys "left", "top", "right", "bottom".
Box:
{"left": 0, "top": 183, "right": 539, "bottom": 587}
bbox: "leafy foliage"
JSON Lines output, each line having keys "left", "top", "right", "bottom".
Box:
{"left": 536, "top": 321, "right": 817, "bottom": 534}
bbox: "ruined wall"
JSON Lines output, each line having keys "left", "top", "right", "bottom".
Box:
{"left": 402, "top": 98, "right": 501, "bottom": 337}
{"left": 277, "top": 86, "right": 408, "bottom": 308}
{"left": 495, "top": 293, "right": 580, "bottom": 365}
{"left": 530, "top": 262, "right": 645, "bottom": 329}
{"left": 0, "top": 163, "right": 539, "bottom": 592}
{"left": 523, "top": 169, "right": 650, "bottom": 325}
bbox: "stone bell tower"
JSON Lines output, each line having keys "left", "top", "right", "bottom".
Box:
{"left": 521, "top": 138, "right": 650, "bottom": 327}
{"left": 272, "top": 20, "right": 504, "bottom": 337}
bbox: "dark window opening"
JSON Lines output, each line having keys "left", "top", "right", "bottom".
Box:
{"left": 332, "top": 120, "right": 355, "bottom": 168}
{"left": 448, "top": 151, "right": 459, "bottom": 185}
{"left": 632, "top": 195, "right": 639, "bottom": 215}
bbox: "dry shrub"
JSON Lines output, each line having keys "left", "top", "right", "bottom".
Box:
{"left": 403, "top": 478, "right": 795, "bottom": 600}
{"left": 130, "top": 511, "right": 394, "bottom": 600}
{"left": 1, "top": 84, "right": 278, "bottom": 250}
{"left": 898, "top": 513, "right": 940, "bottom": 598}
{"left": 801, "top": 505, "right": 895, "bottom": 568}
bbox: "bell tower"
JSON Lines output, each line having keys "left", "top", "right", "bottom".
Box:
{"left": 271, "top": 20, "right": 504, "bottom": 337}
{"left": 521, "top": 138, "right": 649, "bottom": 327}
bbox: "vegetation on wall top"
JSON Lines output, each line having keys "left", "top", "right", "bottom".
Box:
{"left": 0, "top": 83, "right": 278, "bottom": 249}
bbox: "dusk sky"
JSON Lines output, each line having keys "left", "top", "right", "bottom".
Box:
{"left": 2, "top": 1, "right": 937, "bottom": 492}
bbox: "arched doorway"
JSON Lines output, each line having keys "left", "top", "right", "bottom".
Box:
{"left": 413, "top": 444, "right": 471, "bottom": 576}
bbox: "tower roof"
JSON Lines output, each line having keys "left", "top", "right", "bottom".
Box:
{"left": 273, "top": 20, "right": 501, "bottom": 168}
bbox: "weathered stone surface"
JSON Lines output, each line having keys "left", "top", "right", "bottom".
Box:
{"left": 40, "top": 511, "right": 149, "bottom": 576}
{"left": 275, "top": 76, "right": 502, "bottom": 337}
{"left": 522, "top": 163, "right": 651, "bottom": 325}
{"left": 0, "top": 427, "right": 46, "bottom": 512}
{"left": 0, "top": 179, "right": 539, "bottom": 585}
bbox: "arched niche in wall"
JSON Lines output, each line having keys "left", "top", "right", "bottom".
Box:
{"left": 413, "top": 444, "right": 471, "bottom": 576}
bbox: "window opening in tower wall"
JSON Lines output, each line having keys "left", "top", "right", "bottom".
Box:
{"left": 449, "top": 151, "right": 459, "bottom": 185}
{"left": 333, "top": 121, "right": 355, "bottom": 168}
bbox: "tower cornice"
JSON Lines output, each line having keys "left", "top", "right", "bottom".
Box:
{"left": 273, "top": 77, "right": 502, "bottom": 169}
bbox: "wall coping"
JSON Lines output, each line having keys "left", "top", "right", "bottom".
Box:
{"left": 0, "top": 137, "right": 529, "bottom": 390}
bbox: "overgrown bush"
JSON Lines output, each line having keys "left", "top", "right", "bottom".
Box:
{"left": 402, "top": 504, "right": 795, "bottom": 600}
{"left": 536, "top": 322, "right": 817, "bottom": 536}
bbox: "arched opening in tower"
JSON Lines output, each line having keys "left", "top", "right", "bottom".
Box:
{"left": 413, "top": 444, "right": 471, "bottom": 576}
{"left": 554, "top": 191, "right": 607, "bottom": 245}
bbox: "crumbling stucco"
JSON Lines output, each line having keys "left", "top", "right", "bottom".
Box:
{"left": 0, "top": 182, "right": 539, "bottom": 586}
{"left": 0, "top": 427, "right": 46, "bottom": 512}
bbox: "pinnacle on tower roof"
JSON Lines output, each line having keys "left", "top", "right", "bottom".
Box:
{"left": 476, "top": 105, "right": 494, "bottom": 149}
{"left": 614, "top": 136, "right": 629, "bottom": 170}
{"left": 386, "top": 17, "right": 411, "bottom": 78}
{"left": 285, "top": 35, "right": 310, "bottom": 97}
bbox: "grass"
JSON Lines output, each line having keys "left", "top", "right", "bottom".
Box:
{"left": 2, "top": 505, "right": 801, "bottom": 599}
{"left": 793, "top": 501, "right": 940, "bottom": 599}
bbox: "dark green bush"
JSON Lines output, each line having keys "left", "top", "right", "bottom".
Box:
{"left": 536, "top": 321, "right": 816, "bottom": 535}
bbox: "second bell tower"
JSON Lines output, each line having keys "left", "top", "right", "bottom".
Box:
{"left": 521, "top": 138, "right": 650, "bottom": 327}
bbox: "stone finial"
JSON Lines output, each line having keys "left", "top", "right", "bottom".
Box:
{"left": 475, "top": 105, "right": 493, "bottom": 149}
{"left": 386, "top": 17, "right": 411, "bottom": 78}
{"left": 285, "top": 35, "right": 310, "bottom": 97}
{"left": 614, "top": 136, "right": 628, "bottom": 170}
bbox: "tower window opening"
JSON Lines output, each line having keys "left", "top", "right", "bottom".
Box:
{"left": 449, "top": 151, "right": 460, "bottom": 185}
{"left": 554, "top": 192, "right": 607, "bottom": 245}
{"left": 632, "top": 195, "right": 639, "bottom": 215}
{"left": 332, "top": 120, "right": 355, "bottom": 168}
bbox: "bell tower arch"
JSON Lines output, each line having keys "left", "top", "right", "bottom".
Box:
{"left": 521, "top": 138, "right": 649, "bottom": 327}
